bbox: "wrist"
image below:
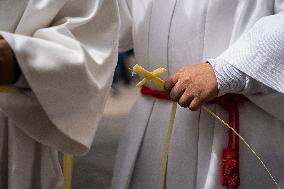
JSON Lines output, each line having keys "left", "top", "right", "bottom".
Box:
{"left": 207, "top": 58, "right": 246, "bottom": 96}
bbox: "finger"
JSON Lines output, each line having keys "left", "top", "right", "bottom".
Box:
{"left": 178, "top": 91, "right": 194, "bottom": 108}
{"left": 189, "top": 97, "right": 204, "bottom": 111}
{"left": 164, "top": 73, "right": 179, "bottom": 95}
{"left": 169, "top": 81, "right": 186, "bottom": 101}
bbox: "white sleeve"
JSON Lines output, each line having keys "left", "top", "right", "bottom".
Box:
{"left": 118, "top": 0, "right": 133, "bottom": 52}
{"left": 209, "top": 7, "right": 284, "bottom": 94}
{"left": 209, "top": 2, "right": 284, "bottom": 121}
{"left": 0, "top": 0, "right": 119, "bottom": 155}
{"left": 209, "top": 59, "right": 273, "bottom": 96}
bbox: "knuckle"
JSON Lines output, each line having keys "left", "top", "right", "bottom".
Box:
{"left": 184, "top": 77, "right": 192, "bottom": 83}
{"left": 178, "top": 78, "right": 188, "bottom": 87}
{"left": 183, "top": 89, "right": 192, "bottom": 97}
{"left": 164, "top": 82, "right": 171, "bottom": 93}
{"left": 164, "top": 77, "right": 175, "bottom": 90}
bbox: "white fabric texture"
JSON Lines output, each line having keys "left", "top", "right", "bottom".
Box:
{"left": 211, "top": 12, "right": 284, "bottom": 93}
{"left": 1, "top": 0, "right": 119, "bottom": 155}
{"left": 112, "top": 0, "right": 284, "bottom": 189}
{"left": 117, "top": 0, "right": 133, "bottom": 52}
{"left": 0, "top": 0, "right": 119, "bottom": 188}
{"left": 209, "top": 59, "right": 273, "bottom": 95}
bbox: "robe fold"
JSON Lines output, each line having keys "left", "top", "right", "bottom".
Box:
{"left": 0, "top": 0, "right": 119, "bottom": 188}
{"left": 112, "top": 0, "right": 284, "bottom": 188}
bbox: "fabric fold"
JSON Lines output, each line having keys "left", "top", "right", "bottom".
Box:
{"left": 0, "top": 0, "right": 119, "bottom": 155}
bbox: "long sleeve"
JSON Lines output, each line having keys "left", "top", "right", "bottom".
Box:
{"left": 0, "top": 0, "right": 119, "bottom": 155}
{"left": 209, "top": 59, "right": 273, "bottom": 96}
{"left": 209, "top": 5, "right": 284, "bottom": 94}
{"left": 118, "top": 0, "right": 133, "bottom": 52}
{"left": 208, "top": 1, "right": 284, "bottom": 121}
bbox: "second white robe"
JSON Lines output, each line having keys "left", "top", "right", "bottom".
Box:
{"left": 0, "top": 0, "right": 119, "bottom": 188}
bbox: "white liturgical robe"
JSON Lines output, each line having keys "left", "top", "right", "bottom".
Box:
{"left": 112, "top": 0, "right": 284, "bottom": 189}
{"left": 0, "top": 0, "right": 119, "bottom": 188}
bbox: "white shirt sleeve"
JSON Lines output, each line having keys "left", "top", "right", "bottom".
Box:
{"left": 209, "top": 59, "right": 273, "bottom": 96}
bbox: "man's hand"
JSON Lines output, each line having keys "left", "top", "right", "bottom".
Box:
{"left": 0, "top": 35, "right": 21, "bottom": 85}
{"left": 164, "top": 63, "right": 218, "bottom": 111}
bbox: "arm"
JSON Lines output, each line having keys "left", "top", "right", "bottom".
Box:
{"left": 165, "top": 1, "right": 284, "bottom": 111}
{"left": 209, "top": 7, "right": 284, "bottom": 94}
{"left": 0, "top": 0, "right": 119, "bottom": 155}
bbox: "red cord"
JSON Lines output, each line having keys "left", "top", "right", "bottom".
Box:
{"left": 141, "top": 86, "right": 170, "bottom": 100}
{"left": 140, "top": 86, "right": 247, "bottom": 189}
{"left": 211, "top": 94, "right": 247, "bottom": 188}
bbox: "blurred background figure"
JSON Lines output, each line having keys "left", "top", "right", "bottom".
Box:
{"left": 111, "top": 50, "right": 134, "bottom": 95}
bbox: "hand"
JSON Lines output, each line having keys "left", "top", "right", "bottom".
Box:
{"left": 164, "top": 63, "right": 218, "bottom": 111}
{"left": 0, "top": 35, "right": 21, "bottom": 85}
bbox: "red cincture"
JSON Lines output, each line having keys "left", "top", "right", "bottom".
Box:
{"left": 140, "top": 86, "right": 247, "bottom": 189}
{"left": 212, "top": 94, "right": 247, "bottom": 189}
{"left": 140, "top": 86, "right": 170, "bottom": 100}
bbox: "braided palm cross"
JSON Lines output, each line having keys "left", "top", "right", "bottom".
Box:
{"left": 133, "top": 64, "right": 166, "bottom": 89}
{"left": 133, "top": 64, "right": 177, "bottom": 189}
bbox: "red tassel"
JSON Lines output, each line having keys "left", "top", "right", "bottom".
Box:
{"left": 221, "top": 149, "right": 240, "bottom": 188}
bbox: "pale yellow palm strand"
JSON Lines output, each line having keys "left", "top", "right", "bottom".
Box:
{"left": 159, "top": 102, "right": 177, "bottom": 189}
{"left": 64, "top": 154, "right": 74, "bottom": 189}
{"left": 202, "top": 106, "right": 280, "bottom": 189}
{"left": 133, "top": 64, "right": 166, "bottom": 89}
{"left": 0, "top": 86, "right": 15, "bottom": 93}
{"left": 133, "top": 64, "right": 280, "bottom": 189}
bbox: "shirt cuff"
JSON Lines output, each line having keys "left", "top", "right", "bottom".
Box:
{"left": 208, "top": 58, "right": 274, "bottom": 96}
{"left": 208, "top": 58, "right": 246, "bottom": 96}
